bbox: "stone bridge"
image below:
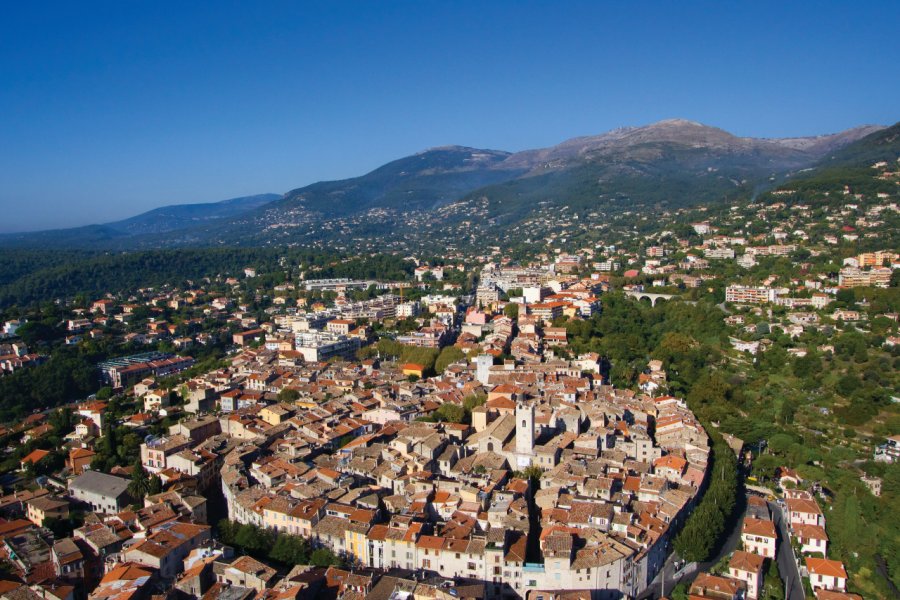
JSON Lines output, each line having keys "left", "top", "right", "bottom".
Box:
{"left": 623, "top": 290, "right": 677, "bottom": 306}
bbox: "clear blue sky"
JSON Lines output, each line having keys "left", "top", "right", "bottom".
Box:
{"left": 1, "top": 1, "right": 898, "bottom": 232}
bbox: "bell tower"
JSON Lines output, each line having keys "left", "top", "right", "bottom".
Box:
{"left": 515, "top": 401, "right": 535, "bottom": 467}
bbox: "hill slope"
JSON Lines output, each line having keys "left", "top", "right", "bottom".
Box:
{"left": 0, "top": 193, "right": 281, "bottom": 248}
{"left": 766, "top": 122, "right": 900, "bottom": 199}
{"left": 269, "top": 146, "right": 523, "bottom": 216}
{"left": 107, "top": 193, "right": 281, "bottom": 235}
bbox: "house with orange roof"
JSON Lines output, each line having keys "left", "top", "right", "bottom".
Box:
{"left": 90, "top": 562, "right": 155, "bottom": 600}
{"left": 485, "top": 395, "right": 517, "bottom": 415}
{"left": 123, "top": 521, "right": 210, "bottom": 579}
{"left": 487, "top": 383, "right": 526, "bottom": 403}
{"left": 20, "top": 449, "right": 50, "bottom": 471}
{"left": 729, "top": 551, "right": 765, "bottom": 599}
{"left": 689, "top": 572, "right": 746, "bottom": 598}
{"left": 807, "top": 557, "right": 847, "bottom": 592}
{"left": 793, "top": 523, "right": 828, "bottom": 555}
{"left": 77, "top": 400, "right": 107, "bottom": 430}
{"left": 786, "top": 496, "right": 824, "bottom": 528}
{"left": 777, "top": 466, "right": 803, "bottom": 488}
{"left": 67, "top": 448, "right": 96, "bottom": 475}
{"left": 653, "top": 454, "right": 687, "bottom": 481}
{"left": 814, "top": 590, "right": 862, "bottom": 600}
{"left": 741, "top": 517, "right": 777, "bottom": 558}
{"left": 401, "top": 363, "right": 426, "bottom": 378}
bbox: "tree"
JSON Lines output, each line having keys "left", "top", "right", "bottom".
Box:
{"left": 792, "top": 354, "right": 818, "bottom": 379}
{"left": 128, "top": 463, "right": 151, "bottom": 503}
{"left": 670, "top": 582, "right": 689, "bottom": 600}
{"left": 433, "top": 403, "right": 466, "bottom": 423}
{"left": 762, "top": 555, "right": 785, "bottom": 600}
{"left": 234, "top": 523, "right": 274, "bottom": 556}
{"left": 503, "top": 303, "right": 519, "bottom": 319}
{"left": 310, "top": 548, "right": 343, "bottom": 567}
{"left": 435, "top": 346, "right": 465, "bottom": 374}
{"left": 463, "top": 394, "right": 487, "bottom": 412}
{"left": 48, "top": 408, "right": 74, "bottom": 435}
{"left": 277, "top": 388, "right": 300, "bottom": 403}
{"left": 520, "top": 465, "right": 543, "bottom": 482}
{"left": 687, "top": 372, "right": 731, "bottom": 410}
{"left": 269, "top": 535, "right": 310, "bottom": 565}
{"left": 673, "top": 435, "right": 738, "bottom": 562}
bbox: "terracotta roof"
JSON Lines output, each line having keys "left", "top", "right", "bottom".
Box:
{"left": 101, "top": 562, "right": 154, "bottom": 583}
{"left": 793, "top": 523, "right": 828, "bottom": 541}
{"left": 787, "top": 497, "right": 822, "bottom": 515}
{"left": 729, "top": 550, "right": 765, "bottom": 573}
{"left": 21, "top": 449, "right": 50, "bottom": 465}
{"left": 806, "top": 557, "right": 847, "bottom": 579}
{"left": 742, "top": 517, "right": 776, "bottom": 538}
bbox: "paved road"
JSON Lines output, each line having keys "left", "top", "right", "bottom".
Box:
{"left": 769, "top": 500, "right": 805, "bottom": 600}
{"left": 639, "top": 548, "right": 689, "bottom": 600}
{"left": 639, "top": 496, "right": 747, "bottom": 599}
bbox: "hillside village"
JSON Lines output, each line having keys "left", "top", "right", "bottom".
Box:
{"left": 0, "top": 157, "right": 896, "bottom": 600}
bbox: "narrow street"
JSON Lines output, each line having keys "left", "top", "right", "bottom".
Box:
{"left": 769, "top": 500, "right": 805, "bottom": 600}
{"left": 639, "top": 496, "right": 747, "bottom": 599}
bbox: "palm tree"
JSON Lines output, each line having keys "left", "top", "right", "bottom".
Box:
{"left": 128, "top": 462, "right": 150, "bottom": 502}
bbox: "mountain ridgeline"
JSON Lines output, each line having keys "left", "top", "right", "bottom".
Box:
{"left": 2, "top": 120, "right": 896, "bottom": 249}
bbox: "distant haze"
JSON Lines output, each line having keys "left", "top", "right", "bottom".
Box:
{"left": 1, "top": 2, "right": 898, "bottom": 232}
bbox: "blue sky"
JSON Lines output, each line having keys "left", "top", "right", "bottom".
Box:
{"left": 1, "top": 1, "right": 898, "bottom": 232}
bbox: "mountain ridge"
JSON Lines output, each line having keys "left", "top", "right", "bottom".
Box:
{"left": 1, "top": 119, "right": 890, "bottom": 249}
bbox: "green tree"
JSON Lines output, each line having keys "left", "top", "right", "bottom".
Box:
{"left": 277, "top": 388, "right": 300, "bottom": 403}
{"left": 128, "top": 463, "right": 151, "bottom": 503}
{"left": 670, "top": 582, "right": 689, "bottom": 600}
{"left": 310, "top": 548, "right": 343, "bottom": 567}
{"left": 269, "top": 535, "right": 310, "bottom": 565}
{"left": 792, "top": 354, "right": 818, "bottom": 379}
{"left": 435, "top": 346, "right": 465, "bottom": 374}
{"left": 148, "top": 474, "right": 163, "bottom": 496}
{"left": 503, "top": 303, "right": 519, "bottom": 319}
{"left": 761, "top": 557, "right": 785, "bottom": 600}
{"left": 48, "top": 408, "right": 74, "bottom": 435}
{"left": 433, "top": 403, "right": 466, "bottom": 423}
{"left": 463, "top": 394, "right": 487, "bottom": 412}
